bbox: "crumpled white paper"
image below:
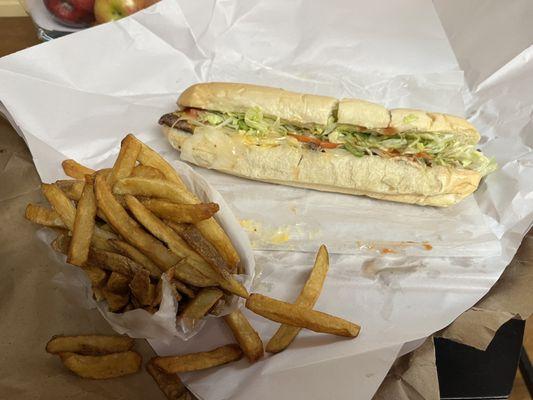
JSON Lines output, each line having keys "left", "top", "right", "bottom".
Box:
{"left": 1, "top": 0, "right": 532, "bottom": 399}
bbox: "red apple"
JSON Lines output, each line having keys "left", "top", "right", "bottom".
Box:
{"left": 94, "top": 0, "right": 144, "bottom": 23}
{"left": 45, "top": 0, "right": 95, "bottom": 27}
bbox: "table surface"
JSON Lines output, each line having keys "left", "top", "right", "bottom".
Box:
{"left": 1, "top": 16, "right": 530, "bottom": 400}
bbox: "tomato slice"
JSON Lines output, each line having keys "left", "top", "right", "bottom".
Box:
{"left": 415, "top": 152, "right": 432, "bottom": 160}
{"left": 184, "top": 108, "right": 201, "bottom": 118}
{"left": 288, "top": 133, "right": 341, "bottom": 149}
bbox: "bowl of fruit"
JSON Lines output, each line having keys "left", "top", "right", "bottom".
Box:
{"left": 22, "top": 0, "right": 157, "bottom": 40}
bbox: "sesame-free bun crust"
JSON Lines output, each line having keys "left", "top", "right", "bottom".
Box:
{"left": 179, "top": 83, "right": 481, "bottom": 144}
{"left": 178, "top": 82, "right": 338, "bottom": 126}
{"left": 163, "top": 126, "right": 481, "bottom": 207}
{"left": 389, "top": 109, "right": 480, "bottom": 144}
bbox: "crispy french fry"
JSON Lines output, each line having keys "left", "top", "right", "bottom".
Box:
{"left": 113, "top": 177, "right": 239, "bottom": 269}
{"left": 132, "top": 165, "right": 165, "bottom": 180}
{"left": 49, "top": 231, "right": 106, "bottom": 289}
{"left": 92, "top": 286, "right": 105, "bottom": 302}
{"left": 62, "top": 160, "right": 95, "bottom": 180}
{"left": 124, "top": 195, "right": 247, "bottom": 298}
{"left": 132, "top": 134, "right": 186, "bottom": 186}
{"left": 89, "top": 248, "right": 145, "bottom": 278}
{"left": 246, "top": 294, "right": 360, "bottom": 338}
{"left": 67, "top": 181, "right": 97, "bottom": 266}
{"left": 108, "top": 135, "right": 142, "bottom": 185}
{"left": 46, "top": 335, "right": 134, "bottom": 355}
{"left": 41, "top": 183, "right": 114, "bottom": 251}
{"left": 153, "top": 344, "right": 243, "bottom": 374}
{"left": 172, "top": 260, "right": 217, "bottom": 288}
{"left": 59, "top": 351, "right": 141, "bottom": 379}
{"left": 91, "top": 226, "right": 118, "bottom": 252}
{"left": 223, "top": 310, "right": 264, "bottom": 362}
{"left": 266, "top": 245, "right": 330, "bottom": 353}
{"left": 129, "top": 269, "right": 154, "bottom": 306}
{"left": 152, "top": 279, "right": 164, "bottom": 307}
{"left": 114, "top": 178, "right": 192, "bottom": 205}
{"left": 180, "top": 288, "right": 223, "bottom": 321}
{"left": 51, "top": 231, "right": 70, "bottom": 254}
{"left": 25, "top": 204, "right": 66, "bottom": 228}
{"left": 108, "top": 239, "right": 161, "bottom": 278}
{"left": 171, "top": 279, "right": 196, "bottom": 298}
{"left": 42, "top": 183, "right": 77, "bottom": 229}
{"left": 146, "top": 359, "right": 191, "bottom": 400}
{"left": 141, "top": 199, "right": 218, "bottom": 223}
{"left": 106, "top": 272, "right": 131, "bottom": 294}
{"left": 102, "top": 288, "right": 129, "bottom": 312}
{"left": 94, "top": 173, "right": 179, "bottom": 271}
{"left": 166, "top": 221, "right": 229, "bottom": 272}
{"left": 55, "top": 179, "right": 84, "bottom": 201}
{"left": 84, "top": 265, "right": 107, "bottom": 288}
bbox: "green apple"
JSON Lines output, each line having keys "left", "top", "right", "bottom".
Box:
{"left": 94, "top": 0, "right": 144, "bottom": 23}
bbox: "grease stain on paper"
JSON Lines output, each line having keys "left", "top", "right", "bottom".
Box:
{"left": 240, "top": 219, "right": 292, "bottom": 247}
{"left": 356, "top": 240, "right": 433, "bottom": 255}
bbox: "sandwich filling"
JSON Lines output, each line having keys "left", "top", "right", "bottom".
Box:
{"left": 159, "top": 107, "right": 496, "bottom": 176}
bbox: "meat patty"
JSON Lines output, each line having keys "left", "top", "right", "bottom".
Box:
{"left": 158, "top": 113, "right": 194, "bottom": 133}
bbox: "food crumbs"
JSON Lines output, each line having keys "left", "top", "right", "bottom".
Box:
{"left": 423, "top": 243, "right": 433, "bottom": 251}
{"left": 240, "top": 219, "right": 261, "bottom": 233}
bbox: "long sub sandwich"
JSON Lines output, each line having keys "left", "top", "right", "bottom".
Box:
{"left": 159, "top": 82, "right": 496, "bottom": 207}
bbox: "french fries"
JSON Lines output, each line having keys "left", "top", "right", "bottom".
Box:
{"left": 246, "top": 294, "right": 360, "bottom": 338}
{"left": 113, "top": 177, "right": 240, "bottom": 269}
{"left": 153, "top": 344, "right": 243, "bottom": 374}
{"left": 102, "top": 288, "right": 129, "bottom": 312}
{"left": 266, "top": 245, "right": 330, "bottom": 353}
{"left": 51, "top": 231, "right": 70, "bottom": 254}
{"left": 167, "top": 221, "right": 229, "bottom": 272}
{"left": 133, "top": 134, "right": 186, "bottom": 186}
{"left": 146, "top": 360, "right": 191, "bottom": 400}
{"left": 29, "top": 135, "right": 254, "bottom": 340}
{"left": 223, "top": 310, "right": 264, "bottom": 362}
{"left": 172, "top": 260, "right": 218, "bottom": 288}
{"left": 41, "top": 183, "right": 77, "bottom": 229}
{"left": 124, "top": 195, "right": 247, "bottom": 298}
{"left": 89, "top": 248, "right": 143, "bottom": 278}
{"left": 84, "top": 265, "right": 108, "bottom": 288}
{"left": 59, "top": 351, "right": 141, "bottom": 379}
{"left": 129, "top": 269, "right": 155, "bottom": 306}
{"left": 55, "top": 179, "right": 84, "bottom": 201}
{"left": 142, "top": 198, "right": 219, "bottom": 223}
{"left": 67, "top": 181, "right": 97, "bottom": 266}
{"left": 180, "top": 288, "right": 223, "bottom": 321}
{"left": 95, "top": 173, "right": 179, "bottom": 271}
{"left": 132, "top": 165, "right": 165, "bottom": 180}
{"left": 46, "top": 335, "right": 134, "bottom": 355}
{"left": 108, "top": 135, "right": 141, "bottom": 185}
{"left": 25, "top": 204, "right": 66, "bottom": 228}
{"left": 106, "top": 272, "right": 131, "bottom": 294}
{"left": 108, "top": 239, "right": 161, "bottom": 278}
{"left": 171, "top": 278, "right": 196, "bottom": 298}
{"left": 62, "top": 159, "right": 95, "bottom": 179}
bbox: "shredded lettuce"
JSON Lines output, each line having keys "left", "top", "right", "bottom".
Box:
{"left": 181, "top": 108, "right": 496, "bottom": 176}
{"left": 336, "top": 130, "right": 496, "bottom": 176}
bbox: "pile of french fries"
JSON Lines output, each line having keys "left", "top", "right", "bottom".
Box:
{"left": 26, "top": 134, "right": 246, "bottom": 318}
{"left": 32, "top": 134, "right": 361, "bottom": 399}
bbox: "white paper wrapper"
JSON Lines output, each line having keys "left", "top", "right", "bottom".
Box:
{"left": 1, "top": 0, "right": 532, "bottom": 399}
